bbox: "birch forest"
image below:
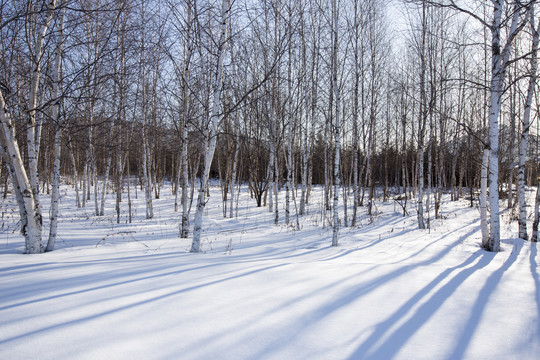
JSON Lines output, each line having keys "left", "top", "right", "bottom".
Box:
{"left": 2, "top": 0, "right": 540, "bottom": 254}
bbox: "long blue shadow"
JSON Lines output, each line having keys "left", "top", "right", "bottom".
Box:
{"left": 447, "top": 240, "right": 523, "bottom": 359}
{"left": 0, "top": 263, "right": 287, "bottom": 345}
{"left": 347, "top": 250, "right": 485, "bottom": 360}
{"left": 0, "top": 259, "right": 265, "bottom": 312}
{"left": 248, "top": 228, "right": 468, "bottom": 359}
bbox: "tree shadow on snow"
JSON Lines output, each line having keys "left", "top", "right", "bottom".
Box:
{"left": 0, "top": 263, "right": 288, "bottom": 346}
{"left": 0, "top": 254, "right": 277, "bottom": 313}
{"left": 347, "top": 240, "right": 523, "bottom": 360}
{"left": 447, "top": 240, "right": 524, "bottom": 359}
{"left": 245, "top": 228, "right": 470, "bottom": 359}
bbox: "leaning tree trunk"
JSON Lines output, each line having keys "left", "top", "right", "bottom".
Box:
{"left": 0, "top": 99, "right": 43, "bottom": 254}
{"left": 0, "top": 1, "right": 57, "bottom": 253}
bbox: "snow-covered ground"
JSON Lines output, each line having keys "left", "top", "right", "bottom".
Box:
{"left": 1, "top": 184, "right": 539, "bottom": 359}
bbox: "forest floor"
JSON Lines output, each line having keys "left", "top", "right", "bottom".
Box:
{"left": 0, "top": 183, "right": 539, "bottom": 359}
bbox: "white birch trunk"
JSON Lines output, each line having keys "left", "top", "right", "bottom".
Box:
{"left": 93, "top": 150, "right": 99, "bottom": 215}
{"left": 47, "top": 128, "right": 61, "bottom": 252}
{"left": 175, "top": 1, "right": 193, "bottom": 224}
{"left": 0, "top": 152, "right": 27, "bottom": 233}
{"left": 99, "top": 123, "right": 115, "bottom": 216}
{"left": 142, "top": 126, "right": 153, "bottom": 219}
{"left": 307, "top": 27, "right": 319, "bottom": 207}
{"left": 331, "top": 0, "right": 340, "bottom": 246}
{"left": 0, "top": 94, "right": 42, "bottom": 253}
{"left": 518, "top": 6, "right": 539, "bottom": 240}
{"left": 27, "top": 1, "right": 56, "bottom": 213}
{"left": 417, "top": 2, "right": 427, "bottom": 230}
{"left": 285, "top": 14, "right": 293, "bottom": 226}
{"left": 351, "top": 0, "right": 360, "bottom": 226}
{"left": 480, "top": 147, "right": 490, "bottom": 247}
{"left": 82, "top": 162, "right": 87, "bottom": 207}
{"left": 174, "top": 154, "right": 181, "bottom": 212}
{"left": 229, "top": 122, "right": 239, "bottom": 218}
{"left": 274, "top": 144, "right": 280, "bottom": 224}
{"left": 0, "top": 1, "right": 57, "bottom": 253}
{"left": 191, "top": 0, "right": 231, "bottom": 253}
{"left": 46, "top": 4, "right": 66, "bottom": 252}
{"left": 69, "top": 142, "right": 81, "bottom": 208}
{"left": 486, "top": 0, "right": 520, "bottom": 252}
{"left": 180, "top": 76, "right": 191, "bottom": 235}
{"left": 299, "top": 14, "right": 309, "bottom": 216}
{"left": 532, "top": 181, "right": 540, "bottom": 242}
{"left": 180, "top": 121, "right": 190, "bottom": 236}
{"left": 268, "top": 134, "right": 274, "bottom": 213}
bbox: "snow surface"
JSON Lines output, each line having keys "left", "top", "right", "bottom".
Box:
{"left": 0, "top": 184, "right": 539, "bottom": 359}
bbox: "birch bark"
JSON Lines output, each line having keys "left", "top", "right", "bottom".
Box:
{"left": 191, "top": 0, "right": 231, "bottom": 253}
{"left": 518, "top": 5, "right": 539, "bottom": 240}
{"left": 331, "top": 0, "right": 341, "bottom": 246}
{"left": 486, "top": 0, "right": 521, "bottom": 252}
{"left": 46, "top": 4, "right": 66, "bottom": 252}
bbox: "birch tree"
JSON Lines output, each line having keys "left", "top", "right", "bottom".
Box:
{"left": 485, "top": 0, "right": 523, "bottom": 251}
{"left": 518, "top": 4, "right": 539, "bottom": 240}
{"left": 423, "top": 0, "right": 528, "bottom": 251}
{"left": 331, "top": 0, "right": 341, "bottom": 246}
{"left": 0, "top": 0, "right": 57, "bottom": 253}
{"left": 46, "top": 2, "right": 66, "bottom": 252}
{"left": 191, "top": 0, "right": 231, "bottom": 253}
{"left": 417, "top": 1, "right": 428, "bottom": 230}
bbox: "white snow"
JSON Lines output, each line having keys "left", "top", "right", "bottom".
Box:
{"left": 1, "top": 184, "right": 539, "bottom": 359}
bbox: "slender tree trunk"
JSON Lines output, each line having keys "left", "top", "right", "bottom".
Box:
{"left": 331, "top": 0, "right": 340, "bottom": 246}
{"left": 532, "top": 180, "right": 540, "bottom": 242}
{"left": 299, "top": 8, "right": 309, "bottom": 216}
{"left": 352, "top": 0, "right": 360, "bottom": 226}
{"left": 285, "top": 6, "right": 293, "bottom": 225}
{"left": 68, "top": 138, "right": 81, "bottom": 208}
{"left": 191, "top": 0, "right": 231, "bottom": 253}
{"left": 142, "top": 125, "right": 154, "bottom": 219}
{"left": 268, "top": 133, "right": 274, "bottom": 213}
{"left": 485, "top": 1, "right": 520, "bottom": 252}
{"left": 518, "top": 6, "right": 539, "bottom": 240}
{"left": 99, "top": 124, "right": 115, "bottom": 216}
{"left": 417, "top": 1, "right": 427, "bottom": 230}
{"left": 180, "top": 0, "right": 194, "bottom": 236}
{"left": 180, "top": 118, "right": 190, "bottom": 237}
{"left": 46, "top": 4, "right": 66, "bottom": 251}
{"left": 27, "top": 1, "right": 57, "bottom": 218}
{"left": 229, "top": 120, "right": 239, "bottom": 218}
{"left": 82, "top": 162, "right": 87, "bottom": 207}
